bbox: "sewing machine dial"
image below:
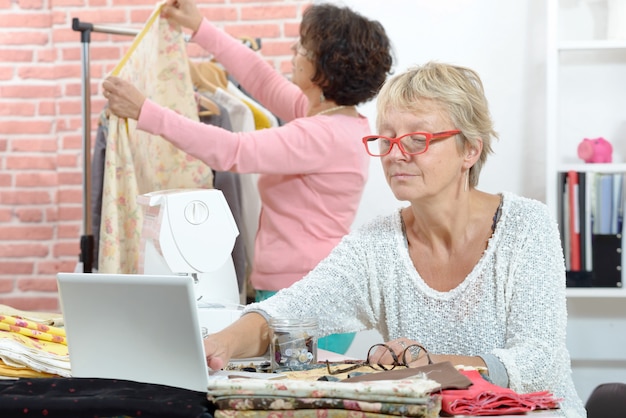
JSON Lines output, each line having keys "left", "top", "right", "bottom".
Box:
{"left": 184, "top": 200, "right": 209, "bottom": 225}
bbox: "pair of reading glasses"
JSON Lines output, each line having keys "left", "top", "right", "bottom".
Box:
{"left": 325, "top": 342, "right": 432, "bottom": 375}
{"left": 363, "top": 130, "right": 461, "bottom": 157}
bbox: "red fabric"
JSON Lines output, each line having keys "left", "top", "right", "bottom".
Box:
{"left": 440, "top": 369, "right": 562, "bottom": 416}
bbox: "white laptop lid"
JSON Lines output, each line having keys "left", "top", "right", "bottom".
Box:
{"left": 57, "top": 272, "right": 209, "bottom": 392}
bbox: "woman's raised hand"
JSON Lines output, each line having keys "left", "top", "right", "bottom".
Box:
{"left": 161, "top": 0, "right": 204, "bottom": 33}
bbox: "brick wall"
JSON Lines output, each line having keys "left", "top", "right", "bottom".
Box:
{"left": 0, "top": 0, "right": 310, "bottom": 312}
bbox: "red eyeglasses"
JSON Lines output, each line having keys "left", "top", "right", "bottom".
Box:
{"left": 363, "top": 130, "right": 461, "bottom": 156}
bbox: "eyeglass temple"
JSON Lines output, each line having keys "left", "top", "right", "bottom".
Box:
{"left": 325, "top": 360, "right": 367, "bottom": 375}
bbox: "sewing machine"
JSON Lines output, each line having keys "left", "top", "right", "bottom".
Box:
{"left": 138, "top": 188, "right": 243, "bottom": 335}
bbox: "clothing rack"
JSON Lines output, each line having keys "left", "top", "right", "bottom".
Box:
{"left": 71, "top": 17, "right": 261, "bottom": 273}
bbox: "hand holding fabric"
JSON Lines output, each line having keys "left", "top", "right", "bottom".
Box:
{"left": 102, "top": 76, "right": 146, "bottom": 121}
{"left": 161, "top": 0, "right": 203, "bottom": 33}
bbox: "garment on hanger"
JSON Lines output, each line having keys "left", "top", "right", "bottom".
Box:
{"left": 98, "top": 5, "right": 214, "bottom": 274}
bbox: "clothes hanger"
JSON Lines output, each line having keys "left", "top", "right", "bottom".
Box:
{"left": 188, "top": 60, "right": 218, "bottom": 94}
{"left": 199, "top": 61, "right": 229, "bottom": 90}
{"left": 195, "top": 92, "right": 221, "bottom": 116}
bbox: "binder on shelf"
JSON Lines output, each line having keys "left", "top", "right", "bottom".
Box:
{"left": 563, "top": 171, "right": 593, "bottom": 287}
{"left": 578, "top": 172, "right": 588, "bottom": 270}
{"left": 583, "top": 171, "right": 594, "bottom": 270}
{"left": 591, "top": 233, "right": 622, "bottom": 288}
{"left": 613, "top": 173, "right": 623, "bottom": 234}
{"left": 560, "top": 171, "right": 623, "bottom": 288}
{"left": 567, "top": 171, "right": 581, "bottom": 271}
{"left": 594, "top": 173, "right": 614, "bottom": 234}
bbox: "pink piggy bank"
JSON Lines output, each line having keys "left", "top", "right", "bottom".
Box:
{"left": 577, "top": 137, "right": 613, "bottom": 163}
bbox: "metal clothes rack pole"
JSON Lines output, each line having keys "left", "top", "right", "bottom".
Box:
{"left": 71, "top": 18, "right": 140, "bottom": 273}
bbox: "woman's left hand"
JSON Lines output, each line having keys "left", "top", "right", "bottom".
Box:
{"left": 102, "top": 76, "right": 146, "bottom": 120}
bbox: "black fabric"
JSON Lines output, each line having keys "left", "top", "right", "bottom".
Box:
{"left": 0, "top": 377, "right": 214, "bottom": 418}
{"left": 91, "top": 111, "right": 109, "bottom": 270}
{"left": 585, "top": 382, "right": 626, "bottom": 418}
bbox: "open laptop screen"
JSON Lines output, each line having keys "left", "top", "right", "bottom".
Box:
{"left": 57, "top": 272, "right": 210, "bottom": 392}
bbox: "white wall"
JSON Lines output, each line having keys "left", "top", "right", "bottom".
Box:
{"left": 318, "top": 0, "right": 549, "bottom": 229}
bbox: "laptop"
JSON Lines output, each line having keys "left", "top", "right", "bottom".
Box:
{"left": 56, "top": 272, "right": 210, "bottom": 392}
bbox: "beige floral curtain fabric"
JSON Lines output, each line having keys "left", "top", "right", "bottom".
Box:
{"left": 98, "top": 5, "right": 214, "bottom": 273}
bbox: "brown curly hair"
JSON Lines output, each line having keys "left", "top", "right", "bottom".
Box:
{"left": 299, "top": 4, "right": 394, "bottom": 106}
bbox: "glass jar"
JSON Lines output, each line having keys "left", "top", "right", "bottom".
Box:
{"left": 269, "top": 317, "right": 318, "bottom": 372}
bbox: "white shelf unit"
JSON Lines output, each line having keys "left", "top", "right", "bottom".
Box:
{"left": 546, "top": 0, "right": 626, "bottom": 403}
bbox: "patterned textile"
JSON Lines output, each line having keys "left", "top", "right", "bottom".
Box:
{"left": 207, "top": 377, "right": 441, "bottom": 418}
{"left": 99, "top": 4, "right": 214, "bottom": 273}
{"left": 214, "top": 409, "right": 433, "bottom": 418}
{"left": 0, "top": 307, "right": 68, "bottom": 377}
{"left": 0, "top": 323, "right": 69, "bottom": 377}
{"left": 0, "top": 304, "right": 63, "bottom": 326}
{"left": 206, "top": 377, "right": 440, "bottom": 404}
{"left": 213, "top": 395, "right": 438, "bottom": 417}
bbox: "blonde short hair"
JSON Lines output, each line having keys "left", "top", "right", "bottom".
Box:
{"left": 376, "top": 61, "right": 498, "bottom": 187}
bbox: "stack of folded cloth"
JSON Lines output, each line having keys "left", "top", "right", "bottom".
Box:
{"left": 213, "top": 360, "right": 563, "bottom": 417}
{"left": 0, "top": 308, "right": 70, "bottom": 378}
{"left": 207, "top": 376, "right": 442, "bottom": 418}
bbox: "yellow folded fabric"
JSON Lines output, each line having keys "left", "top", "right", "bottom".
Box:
{"left": 0, "top": 315, "right": 66, "bottom": 341}
{"left": 0, "top": 359, "right": 59, "bottom": 378}
{"left": 0, "top": 304, "right": 63, "bottom": 326}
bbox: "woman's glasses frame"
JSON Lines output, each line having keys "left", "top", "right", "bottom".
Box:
{"left": 362, "top": 130, "right": 461, "bottom": 157}
{"left": 325, "top": 342, "right": 432, "bottom": 375}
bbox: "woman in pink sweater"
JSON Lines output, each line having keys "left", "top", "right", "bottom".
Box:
{"left": 103, "top": 0, "right": 393, "bottom": 353}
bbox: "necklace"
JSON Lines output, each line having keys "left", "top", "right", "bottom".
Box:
{"left": 316, "top": 105, "right": 348, "bottom": 116}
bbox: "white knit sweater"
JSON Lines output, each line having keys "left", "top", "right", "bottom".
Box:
{"left": 247, "top": 191, "right": 586, "bottom": 417}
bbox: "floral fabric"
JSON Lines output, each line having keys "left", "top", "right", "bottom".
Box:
{"left": 214, "top": 409, "right": 431, "bottom": 418}
{"left": 0, "top": 316, "right": 69, "bottom": 377}
{"left": 213, "top": 395, "right": 438, "bottom": 417}
{"left": 206, "top": 377, "right": 440, "bottom": 404}
{"left": 207, "top": 377, "right": 441, "bottom": 418}
{"left": 99, "top": 4, "right": 213, "bottom": 274}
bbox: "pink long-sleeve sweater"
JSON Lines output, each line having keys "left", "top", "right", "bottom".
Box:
{"left": 137, "top": 19, "right": 371, "bottom": 291}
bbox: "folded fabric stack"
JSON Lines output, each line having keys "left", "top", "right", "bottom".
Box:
{"left": 440, "top": 369, "right": 562, "bottom": 416}
{"left": 0, "top": 314, "right": 70, "bottom": 378}
{"left": 207, "top": 376, "right": 442, "bottom": 418}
